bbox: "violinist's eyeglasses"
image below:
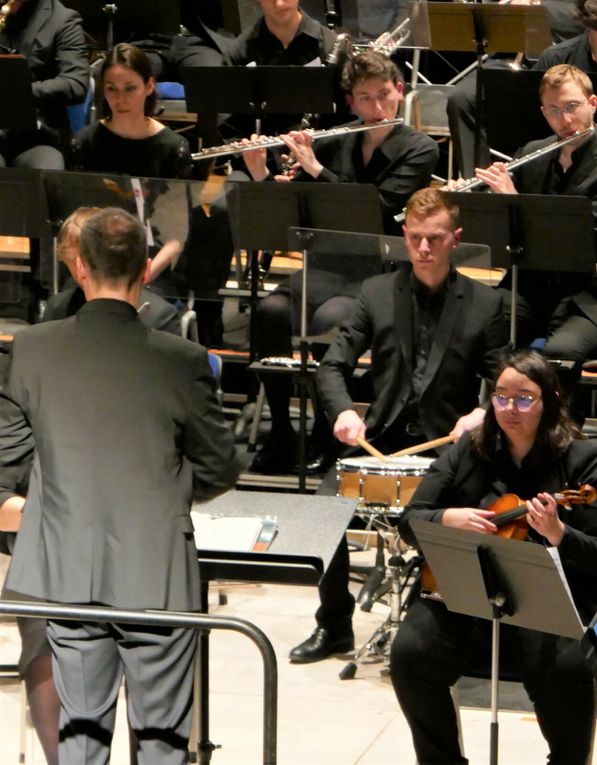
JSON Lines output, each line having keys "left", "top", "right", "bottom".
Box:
{"left": 491, "top": 393, "right": 542, "bottom": 412}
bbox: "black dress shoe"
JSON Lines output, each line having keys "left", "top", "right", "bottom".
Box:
{"left": 289, "top": 627, "right": 354, "bottom": 663}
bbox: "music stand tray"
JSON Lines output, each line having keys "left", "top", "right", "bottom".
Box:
{"left": 182, "top": 65, "right": 336, "bottom": 117}
{"left": 0, "top": 56, "right": 37, "bottom": 132}
{"left": 409, "top": 1, "right": 552, "bottom": 57}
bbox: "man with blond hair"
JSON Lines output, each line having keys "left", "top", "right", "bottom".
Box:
{"left": 289, "top": 188, "right": 510, "bottom": 663}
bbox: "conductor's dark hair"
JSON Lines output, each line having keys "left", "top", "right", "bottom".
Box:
{"left": 99, "top": 43, "right": 157, "bottom": 119}
{"left": 576, "top": 0, "right": 597, "bottom": 29}
{"left": 341, "top": 49, "right": 403, "bottom": 93}
{"left": 472, "top": 349, "right": 582, "bottom": 461}
{"left": 79, "top": 207, "right": 147, "bottom": 289}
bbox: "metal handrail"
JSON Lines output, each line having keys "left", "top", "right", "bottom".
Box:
{"left": 0, "top": 599, "right": 278, "bottom": 765}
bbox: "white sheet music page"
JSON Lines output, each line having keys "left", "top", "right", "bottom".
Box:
{"left": 191, "top": 512, "right": 265, "bottom": 552}
{"left": 545, "top": 545, "right": 585, "bottom": 626}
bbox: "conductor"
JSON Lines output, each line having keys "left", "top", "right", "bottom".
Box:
{"left": 0, "top": 208, "right": 240, "bottom": 763}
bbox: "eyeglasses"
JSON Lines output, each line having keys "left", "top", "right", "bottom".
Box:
{"left": 543, "top": 101, "right": 586, "bottom": 118}
{"left": 491, "top": 393, "right": 542, "bottom": 412}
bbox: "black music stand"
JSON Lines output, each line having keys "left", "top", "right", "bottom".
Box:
{"left": 182, "top": 66, "right": 336, "bottom": 147}
{"left": 447, "top": 192, "right": 595, "bottom": 348}
{"left": 226, "top": 181, "right": 383, "bottom": 490}
{"left": 410, "top": 518, "right": 584, "bottom": 765}
{"left": 0, "top": 56, "right": 37, "bottom": 132}
{"left": 62, "top": 0, "right": 182, "bottom": 50}
{"left": 409, "top": 1, "right": 552, "bottom": 167}
{"left": 193, "top": 490, "right": 357, "bottom": 765}
{"left": 484, "top": 70, "right": 597, "bottom": 157}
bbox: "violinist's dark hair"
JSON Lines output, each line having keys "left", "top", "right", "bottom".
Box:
{"left": 98, "top": 43, "right": 157, "bottom": 119}
{"left": 471, "top": 349, "right": 583, "bottom": 461}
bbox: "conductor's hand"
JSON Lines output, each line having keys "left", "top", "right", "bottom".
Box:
{"left": 474, "top": 162, "right": 518, "bottom": 194}
{"left": 526, "top": 492, "right": 565, "bottom": 546}
{"left": 450, "top": 407, "right": 486, "bottom": 441}
{"left": 242, "top": 134, "right": 269, "bottom": 181}
{"left": 280, "top": 130, "right": 324, "bottom": 179}
{"left": 442, "top": 507, "right": 498, "bottom": 535}
{"left": 334, "top": 409, "right": 366, "bottom": 446}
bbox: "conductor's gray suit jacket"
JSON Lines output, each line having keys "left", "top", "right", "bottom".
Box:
{"left": 0, "top": 299, "right": 240, "bottom": 611}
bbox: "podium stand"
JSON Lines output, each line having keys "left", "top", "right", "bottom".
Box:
{"left": 447, "top": 192, "right": 595, "bottom": 347}
{"left": 193, "top": 490, "right": 357, "bottom": 764}
{"left": 410, "top": 518, "right": 584, "bottom": 765}
{"left": 0, "top": 56, "right": 37, "bottom": 132}
{"left": 409, "top": 1, "right": 552, "bottom": 167}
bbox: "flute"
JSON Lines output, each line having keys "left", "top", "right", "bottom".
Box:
{"left": 191, "top": 118, "right": 404, "bottom": 162}
{"left": 394, "top": 126, "right": 594, "bottom": 223}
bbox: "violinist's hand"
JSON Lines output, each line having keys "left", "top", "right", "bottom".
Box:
{"left": 450, "top": 407, "right": 485, "bottom": 441}
{"left": 242, "top": 134, "right": 269, "bottom": 181}
{"left": 333, "top": 409, "right": 366, "bottom": 446}
{"left": 525, "top": 492, "right": 565, "bottom": 546}
{"left": 280, "top": 130, "right": 323, "bottom": 178}
{"left": 474, "top": 162, "right": 518, "bottom": 194}
{"left": 442, "top": 507, "right": 498, "bottom": 534}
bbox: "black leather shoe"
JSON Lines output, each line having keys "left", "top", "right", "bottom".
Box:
{"left": 289, "top": 627, "right": 354, "bottom": 663}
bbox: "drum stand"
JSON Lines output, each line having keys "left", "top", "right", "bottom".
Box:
{"left": 340, "top": 519, "right": 422, "bottom": 680}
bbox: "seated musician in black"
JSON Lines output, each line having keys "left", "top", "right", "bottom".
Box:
{"left": 534, "top": 0, "right": 597, "bottom": 72}
{"left": 288, "top": 188, "right": 509, "bottom": 663}
{"left": 0, "top": 0, "right": 89, "bottom": 169}
{"left": 475, "top": 64, "right": 597, "bottom": 383}
{"left": 225, "top": 0, "right": 336, "bottom": 68}
{"left": 243, "top": 51, "right": 440, "bottom": 475}
{"left": 132, "top": 0, "right": 230, "bottom": 81}
{"left": 392, "top": 349, "right": 597, "bottom": 765}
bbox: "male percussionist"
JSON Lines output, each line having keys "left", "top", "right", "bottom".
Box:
{"left": 289, "top": 188, "right": 510, "bottom": 663}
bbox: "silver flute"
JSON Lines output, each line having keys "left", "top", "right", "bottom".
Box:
{"left": 191, "top": 118, "right": 403, "bottom": 162}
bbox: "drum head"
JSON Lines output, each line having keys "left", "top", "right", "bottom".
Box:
{"left": 337, "top": 455, "right": 433, "bottom": 476}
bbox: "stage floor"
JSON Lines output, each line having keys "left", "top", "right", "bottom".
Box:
{"left": 0, "top": 544, "right": 569, "bottom": 765}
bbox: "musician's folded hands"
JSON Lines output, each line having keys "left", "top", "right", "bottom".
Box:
{"left": 526, "top": 491, "right": 565, "bottom": 544}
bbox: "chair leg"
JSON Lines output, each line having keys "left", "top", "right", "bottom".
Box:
{"left": 247, "top": 383, "right": 266, "bottom": 451}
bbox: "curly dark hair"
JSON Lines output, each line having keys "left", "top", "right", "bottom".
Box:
{"left": 98, "top": 43, "right": 157, "bottom": 120}
{"left": 341, "top": 49, "right": 403, "bottom": 93}
{"left": 576, "top": 0, "right": 597, "bottom": 29}
{"left": 471, "top": 349, "right": 583, "bottom": 461}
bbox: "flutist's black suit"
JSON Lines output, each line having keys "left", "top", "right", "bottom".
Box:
{"left": 509, "top": 131, "right": 597, "bottom": 362}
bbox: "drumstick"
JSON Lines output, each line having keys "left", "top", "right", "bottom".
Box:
{"left": 390, "top": 434, "right": 455, "bottom": 458}
{"left": 356, "top": 436, "right": 388, "bottom": 462}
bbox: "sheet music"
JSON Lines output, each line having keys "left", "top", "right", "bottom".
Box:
{"left": 191, "top": 511, "right": 277, "bottom": 552}
{"left": 545, "top": 546, "right": 585, "bottom": 627}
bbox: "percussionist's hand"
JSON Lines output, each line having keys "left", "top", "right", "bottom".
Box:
{"left": 242, "top": 134, "right": 270, "bottom": 181}
{"left": 334, "top": 409, "right": 366, "bottom": 446}
{"left": 442, "top": 507, "right": 498, "bottom": 534}
{"left": 450, "top": 407, "right": 486, "bottom": 441}
{"left": 526, "top": 492, "right": 565, "bottom": 545}
{"left": 280, "top": 130, "right": 324, "bottom": 178}
{"left": 474, "top": 162, "right": 518, "bottom": 194}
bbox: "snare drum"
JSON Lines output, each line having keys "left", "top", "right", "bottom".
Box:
{"left": 336, "top": 455, "right": 432, "bottom": 511}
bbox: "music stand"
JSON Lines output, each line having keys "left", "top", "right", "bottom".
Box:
{"left": 182, "top": 66, "right": 336, "bottom": 146}
{"left": 0, "top": 56, "right": 37, "bottom": 132}
{"left": 410, "top": 518, "right": 584, "bottom": 765}
{"left": 193, "top": 490, "right": 357, "bottom": 764}
{"left": 447, "top": 192, "right": 595, "bottom": 348}
{"left": 226, "top": 181, "right": 382, "bottom": 489}
{"left": 409, "top": 2, "right": 552, "bottom": 167}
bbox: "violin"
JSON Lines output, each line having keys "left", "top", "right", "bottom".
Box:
{"left": 419, "top": 484, "right": 596, "bottom": 593}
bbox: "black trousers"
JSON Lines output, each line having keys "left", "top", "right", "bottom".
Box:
{"left": 390, "top": 596, "right": 595, "bottom": 765}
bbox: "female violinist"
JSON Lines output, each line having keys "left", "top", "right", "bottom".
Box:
{"left": 392, "top": 349, "right": 597, "bottom": 765}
